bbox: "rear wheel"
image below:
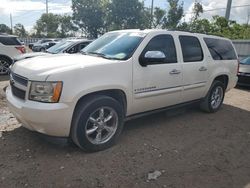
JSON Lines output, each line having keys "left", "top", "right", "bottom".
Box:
{"left": 40, "top": 48, "right": 46, "bottom": 52}
{"left": 200, "top": 81, "right": 225, "bottom": 113}
{"left": 71, "top": 95, "right": 124, "bottom": 152}
{"left": 0, "top": 56, "right": 11, "bottom": 75}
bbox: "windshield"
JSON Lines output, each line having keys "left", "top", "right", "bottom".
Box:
{"left": 46, "top": 40, "right": 74, "bottom": 54}
{"left": 81, "top": 32, "right": 146, "bottom": 60}
{"left": 240, "top": 57, "right": 250, "bottom": 65}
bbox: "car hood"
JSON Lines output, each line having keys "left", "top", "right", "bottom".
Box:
{"left": 14, "top": 52, "right": 48, "bottom": 61}
{"left": 11, "top": 54, "right": 116, "bottom": 81}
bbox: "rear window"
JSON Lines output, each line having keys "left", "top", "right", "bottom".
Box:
{"left": 0, "top": 37, "right": 21, "bottom": 45}
{"left": 204, "top": 38, "right": 237, "bottom": 60}
{"left": 179, "top": 36, "right": 203, "bottom": 62}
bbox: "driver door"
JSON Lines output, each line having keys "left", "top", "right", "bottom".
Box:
{"left": 132, "top": 34, "right": 183, "bottom": 114}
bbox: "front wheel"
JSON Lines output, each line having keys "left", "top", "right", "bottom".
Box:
{"left": 71, "top": 95, "right": 124, "bottom": 152}
{"left": 200, "top": 81, "right": 225, "bottom": 113}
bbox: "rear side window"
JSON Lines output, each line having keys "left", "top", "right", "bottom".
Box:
{"left": 142, "top": 34, "right": 177, "bottom": 63}
{"left": 204, "top": 38, "right": 237, "bottom": 60}
{"left": 0, "top": 37, "right": 21, "bottom": 45}
{"left": 179, "top": 36, "right": 203, "bottom": 62}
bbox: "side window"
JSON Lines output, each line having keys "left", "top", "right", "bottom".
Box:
{"left": 68, "top": 44, "right": 79, "bottom": 53}
{"left": 141, "top": 34, "right": 177, "bottom": 64}
{"left": 79, "top": 43, "right": 88, "bottom": 50}
{"left": 179, "top": 36, "right": 203, "bottom": 62}
{"left": 0, "top": 37, "right": 21, "bottom": 45}
{"left": 204, "top": 38, "right": 237, "bottom": 60}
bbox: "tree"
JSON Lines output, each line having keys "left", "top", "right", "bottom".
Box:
{"left": 107, "top": 0, "right": 150, "bottom": 30}
{"left": 192, "top": 1, "right": 203, "bottom": 22}
{"left": 58, "top": 15, "right": 78, "bottom": 37}
{"left": 72, "top": 0, "right": 107, "bottom": 38}
{"left": 0, "top": 24, "right": 11, "bottom": 34}
{"left": 152, "top": 7, "right": 166, "bottom": 28}
{"left": 14, "top": 23, "right": 28, "bottom": 37}
{"left": 34, "top": 13, "right": 60, "bottom": 37}
{"left": 162, "top": 0, "right": 184, "bottom": 29}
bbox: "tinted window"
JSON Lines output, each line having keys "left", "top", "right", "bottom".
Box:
{"left": 0, "top": 37, "right": 21, "bottom": 45}
{"left": 204, "top": 38, "right": 237, "bottom": 60}
{"left": 79, "top": 42, "right": 88, "bottom": 50}
{"left": 179, "top": 36, "right": 203, "bottom": 62}
{"left": 141, "top": 35, "right": 177, "bottom": 63}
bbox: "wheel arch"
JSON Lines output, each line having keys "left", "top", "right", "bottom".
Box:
{"left": 73, "top": 89, "right": 128, "bottom": 117}
{"left": 213, "top": 74, "right": 229, "bottom": 90}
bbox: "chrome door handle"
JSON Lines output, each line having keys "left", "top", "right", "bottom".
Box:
{"left": 169, "top": 69, "right": 181, "bottom": 75}
{"left": 199, "top": 66, "right": 207, "bottom": 71}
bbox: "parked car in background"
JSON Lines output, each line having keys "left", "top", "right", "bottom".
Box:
{"left": 28, "top": 39, "right": 55, "bottom": 49}
{"left": 32, "top": 40, "right": 60, "bottom": 52}
{"left": 0, "top": 34, "right": 26, "bottom": 75}
{"left": 13, "top": 39, "right": 92, "bottom": 62}
{"left": 238, "top": 56, "right": 250, "bottom": 87}
{"left": 7, "top": 30, "right": 238, "bottom": 151}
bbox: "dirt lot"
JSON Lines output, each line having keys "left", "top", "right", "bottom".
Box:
{"left": 0, "top": 77, "right": 250, "bottom": 188}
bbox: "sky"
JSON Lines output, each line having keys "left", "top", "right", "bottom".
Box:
{"left": 0, "top": 0, "right": 249, "bottom": 32}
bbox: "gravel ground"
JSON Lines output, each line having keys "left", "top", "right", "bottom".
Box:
{"left": 0, "top": 78, "right": 250, "bottom": 188}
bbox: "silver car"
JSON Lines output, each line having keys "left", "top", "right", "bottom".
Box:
{"left": 238, "top": 57, "right": 250, "bottom": 87}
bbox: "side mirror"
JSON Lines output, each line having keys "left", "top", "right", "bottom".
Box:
{"left": 139, "top": 51, "right": 166, "bottom": 67}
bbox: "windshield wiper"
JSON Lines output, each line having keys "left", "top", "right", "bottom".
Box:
{"left": 82, "top": 51, "right": 118, "bottom": 60}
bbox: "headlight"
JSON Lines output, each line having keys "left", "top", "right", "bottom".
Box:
{"left": 29, "top": 81, "right": 63, "bottom": 103}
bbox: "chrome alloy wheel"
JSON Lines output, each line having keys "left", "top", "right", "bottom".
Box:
{"left": 0, "top": 59, "right": 10, "bottom": 75}
{"left": 210, "top": 86, "right": 223, "bottom": 109}
{"left": 85, "top": 107, "right": 118, "bottom": 145}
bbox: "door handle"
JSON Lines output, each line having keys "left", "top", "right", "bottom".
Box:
{"left": 169, "top": 69, "right": 181, "bottom": 75}
{"left": 199, "top": 66, "right": 207, "bottom": 71}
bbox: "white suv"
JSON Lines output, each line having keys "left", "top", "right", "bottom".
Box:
{"left": 0, "top": 34, "right": 26, "bottom": 75}
{"left": 6, "top": 30, "right": 238, "bottom": 151}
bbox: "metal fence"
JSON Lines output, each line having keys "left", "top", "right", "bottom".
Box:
{"left": 232, "top": 40, "right": 250, "bottom": 60}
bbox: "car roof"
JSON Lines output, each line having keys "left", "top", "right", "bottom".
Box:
{"left": 109, "top": 29, "right": 231, "bottom": 41}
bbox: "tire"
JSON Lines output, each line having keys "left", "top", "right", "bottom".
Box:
{"left": 40, "top": 48, "right": 46, "bottom": 52}
{"left": 200, "top": 80, "right": 225, "bottom": 113}
{"left": 0, "top": 56, "right": 11, "bottom": 75}
{"left": 71, "top": 95, "right": 124, "bottom": 152}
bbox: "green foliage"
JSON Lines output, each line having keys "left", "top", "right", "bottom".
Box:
{"left": 33, "top": 13, "right": 76, "bottom": 38}
{"left": 106, "top": 0, "right": 150, "bottom": 30}
{"left": 14, "top": 23, "right": 28, "bottom": 37}
{"left": 178, "top": 3, "right": 250, "bottom": 39}
{"left": 72, "top": 0, "right": 106, "bottom": 38}
{"left": 162, "top": 0, "right": 184, "bottom": 29}
{"left": 152, "top": 7, "right": 166, "bottom": 28}
{"left": 0, "top": 24, "right": 11, "bottom": 34}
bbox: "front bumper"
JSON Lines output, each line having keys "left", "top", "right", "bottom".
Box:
{"left": 6, "top": 86, "right": 73, "bottom": 137}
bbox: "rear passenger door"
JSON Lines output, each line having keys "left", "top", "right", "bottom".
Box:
{"left": 179, "top": 35, "right": 208, "bottom": 102}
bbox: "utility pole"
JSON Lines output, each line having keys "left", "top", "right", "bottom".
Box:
{"left": 150, "top": 0, "right": 154, "bottom": 28}
{"left": 46, "top": 0, "right": 48, "bottom": 36}
{"left": 10, "top": 13, "right": 13, "bottom": 34}
{"left": 225, "top": 0, "right": 232, "bottom": 20}
{"left": 46, "top": 0, "right": 48, "bottom": 14}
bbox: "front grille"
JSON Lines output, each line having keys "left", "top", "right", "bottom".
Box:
{"left": 11, "top": 73, "right": 28, "bottom": 86}
{"left": 10, "top": 72, "right": 28, "bottom": 100}
{"left": 11, "top": 84, "right": 26, "bottom": 100}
